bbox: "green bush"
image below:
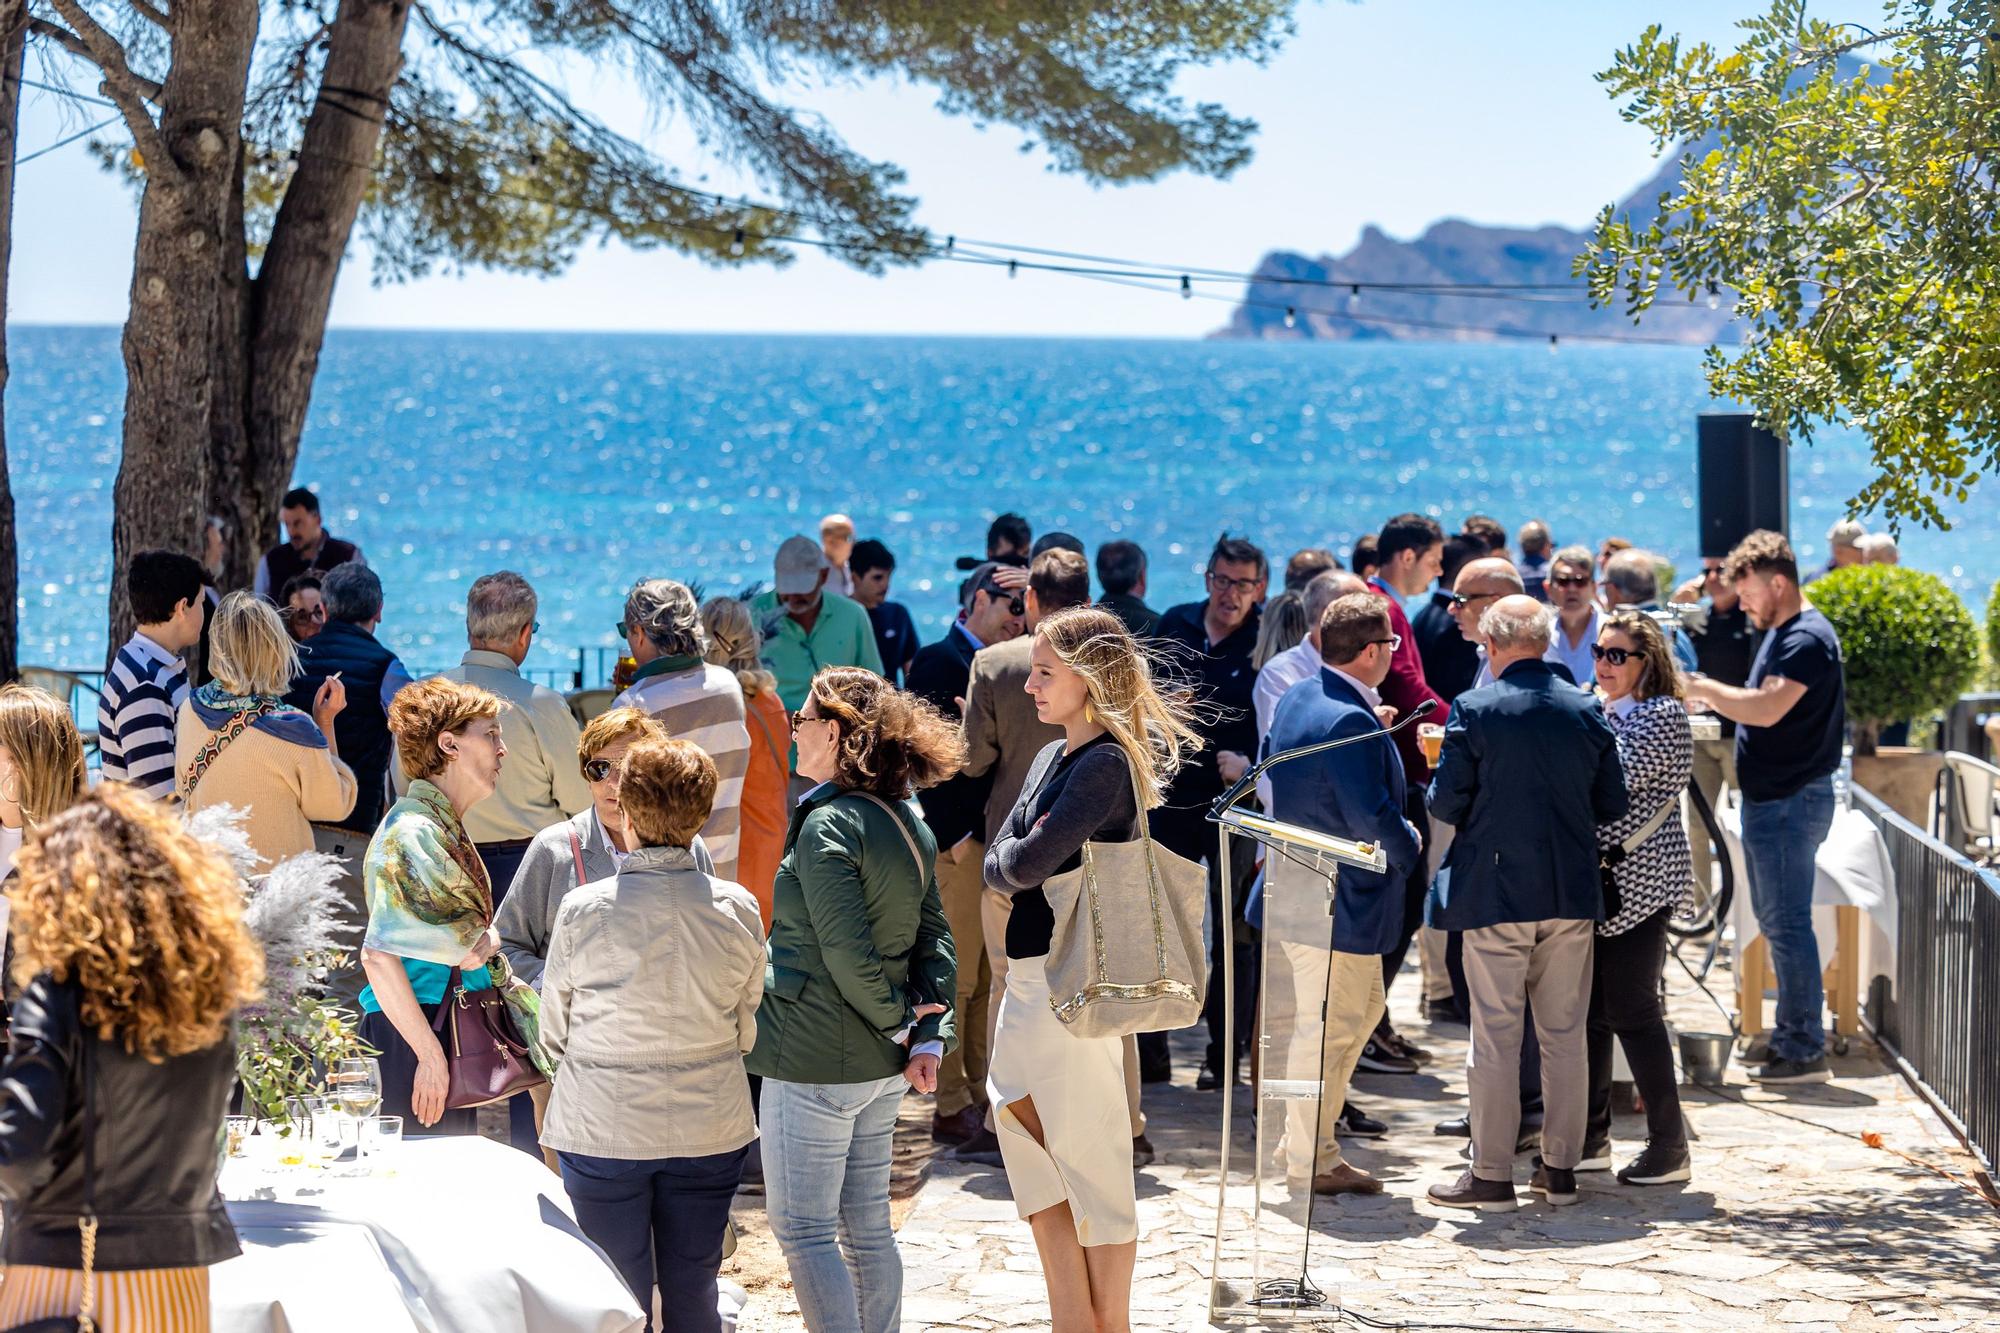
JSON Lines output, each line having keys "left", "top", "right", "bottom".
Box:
{"left": 1986, "top": 579, "right": 2000, "bottom": 689}
{"left": 1811, "top": 565, "right": 1980, "bottom": 747}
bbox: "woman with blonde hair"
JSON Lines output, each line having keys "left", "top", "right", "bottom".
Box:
{"left": 747, "top": 666, "right": 960, "bottom": 1333}
{"left": 1586, "top": 610, "right": 1694, "bottom": 1186}
{"left": 0, "top": 684, "right": 88, "bottom": 880}
{"left": 177, "top": 591, "right": 357, "bottom": 871}
{"left": 1252, "top": 588, "right": 1308, "bottom": 670}
{"left": 984, "top": 605, "right": 1201, "bottom": 1333}
{"left": 700, "top": 595, "right": 787, "bottom": 927}
{"left": 0, "top": 783, "right": 264, "bottom": 1330}
{"left": 361, "top": 676, "right": 540, "bottom": 1135}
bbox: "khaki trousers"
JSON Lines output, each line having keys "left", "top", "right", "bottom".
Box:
{"left": 980, "top": 885, "right": 1145, "bottom": 1138}
{"left": 1690, "top": 736, "right": 1737, "bottom": 900}
{"left": 936, "top": 840, "right": 993, "bottom": 1117}
{"left": 1418, "top": 815, "right": 1458, "bottom": 1002}
{"left": 1462, "top": 919, "right": 1594, "bottom": 1178}
{"left": 1270, "top": 945, "right": 1385, "bottom": 1178}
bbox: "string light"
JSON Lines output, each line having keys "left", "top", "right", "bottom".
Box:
{"left": 1706, "top": 278, "right": 1722, "bottom": 309}
{"left": 1283, "top": 306, "right": 1297, "bottom": 329}
{"left": 1180, "top": 274, "right": 1192, "bottom": 300}
{"left": 729, "top": 225, "right": 745, "bottom": 256}
{"left": 1549, "top": 334, "right": 1560, "bottom": 354}
{"left": 1347, "top": 283, "right": 1361, "bottom": 312}
{"left": 1008, "top": 258, "right": 1018, "bottom": 279}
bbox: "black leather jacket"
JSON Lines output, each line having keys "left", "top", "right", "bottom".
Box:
{"left": 0, "top": 975, "right": 241, "bottom": 1269}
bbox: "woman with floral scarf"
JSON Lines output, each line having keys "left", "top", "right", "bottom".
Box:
{"left": 360, "top": 677, "right": 546, "bottom": 1134}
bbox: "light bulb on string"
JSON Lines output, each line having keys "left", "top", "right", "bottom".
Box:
{"left": 944, "top": 235, "right": 955, "bottom": 254}
{"left": 1180, "top": 274, "right": 1192, "bottom": 300}
{"left": 729, "top": 226, "right": 745, "bottom": 257}
{"left": 1705, "top": 279, "right": 1722, "bottom": 310}
{"left": 1283, "top": 306, "right": 1297, "bottom": 330}
{"left": 1347, "top": 283, "right": 1361, "bottom": 312}
{"left": 1008, "top": 258, "right": 1018, "bottom": 279}
{"left": 1548, "top": 334, "right": 1560, "bottom": 355}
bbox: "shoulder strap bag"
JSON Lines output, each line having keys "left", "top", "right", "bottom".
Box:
{"left": 7, "top": 1040, "right": 98, "bottom": 1332}
{"left": 845, "top": 791, "right": 931, "bottom": 880}
{"left": 177, "top": 699, "right": 280, "bottom": 804}
{"left": 1598, "top": 791, "right": 1681, "bottom": 923}
{"left": 1040, "top": 753, "right": 1208, "bottom": 1041}
{"left": 567, "top": 826, "right": 589, "bottom": 885}
{"left": 429, "top": 966, "right": 548, "bottom": 1110}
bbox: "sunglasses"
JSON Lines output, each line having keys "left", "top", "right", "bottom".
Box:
{"left": 979, "top": 584, "right": 1026, "bottom": 616}
{"left": 583, "top": 757, "right": 617, "bottom": 782}
{"left": 790, "top": 710, "right": 830, "bottom": 732}
{"left": 1446, "top": 591, "right": 1500, "bottom": 609}
{"left": 1591, "top": 644, "right": 1636, "bottom": 666}
{"left": 1549, "top": 574, "right": 1594, "bottom": 588}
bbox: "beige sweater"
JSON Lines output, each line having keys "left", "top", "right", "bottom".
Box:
{"left": 176, "top": 702, "right": 359, "bottom": 872}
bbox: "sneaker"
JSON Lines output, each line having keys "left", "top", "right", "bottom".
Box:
{"left": 1428, "top": 1170, "right": 1518, "bottom": 1212}
{"left": 1617, "top": 1140, "right": 1692, "bottom": 1185}
{"left": 1576, "top": 1139, "right": 1613, "bottom": 1172}
{"left": 1741, "top": 1036, "right": 1774, "bottom": 1066}
{"left": 1529, "top": 1157, "right": 1578, "bottom": 1206}
{"left": 1383, "top": 1030, "right": 1434, "bottom": 1065}
{"left": 1338, "top": 1103, "right": 1388, "bottom": 1139}
{"left": 1132, "top": 1134, "right": 1156, "bottom": 1168}
{"left": 1750, "top": 1054, "right": 1832, "bottom": 1085}
{"left": 1355, "top": 1038, "right": 1418, "bottom": 1075}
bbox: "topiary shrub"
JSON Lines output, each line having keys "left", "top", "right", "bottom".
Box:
{"left": 1986, "top": 579, "right": 2000, "bottom": 689}
{"left": 1812, "top": 565, "right": 1979, "bottom": 753}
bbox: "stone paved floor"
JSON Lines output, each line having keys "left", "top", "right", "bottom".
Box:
{"left": 731, "top": 949, "right": 1999, "bottom": 1331}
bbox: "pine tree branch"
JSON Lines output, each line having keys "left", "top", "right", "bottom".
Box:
{"left": 39, "top": 0, "right": 172, "bottom": 173}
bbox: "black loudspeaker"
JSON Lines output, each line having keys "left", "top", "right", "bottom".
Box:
{"left": 1697, "top": 414, "right": 1788, "bottom": 558}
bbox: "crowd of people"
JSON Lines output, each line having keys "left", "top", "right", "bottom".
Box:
{"left": 0, "top": 492, "right": 1864, "bottom": 1332}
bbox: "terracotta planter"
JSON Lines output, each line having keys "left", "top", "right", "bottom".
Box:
{"left": 1851, "top": 747, "right": 1946, "bottom": 825}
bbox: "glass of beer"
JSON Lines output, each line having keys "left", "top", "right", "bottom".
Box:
{"left": 1418, "top": 723, "right": 1445, "bottom": 767}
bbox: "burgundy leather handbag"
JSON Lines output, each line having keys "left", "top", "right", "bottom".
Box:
{"left": 430, "top": 967, "right": 547, "bottom": 1109}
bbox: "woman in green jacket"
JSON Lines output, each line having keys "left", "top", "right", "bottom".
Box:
{"left": 746, "top": 666, "right": 960, "bottom": 1333}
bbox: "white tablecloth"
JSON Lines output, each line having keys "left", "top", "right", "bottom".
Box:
{"left": 1720, "top": 801, "right": 1898, "bottom": 994}
{"left": 213, "top": 1135, "right": 644, "bottom": 1333}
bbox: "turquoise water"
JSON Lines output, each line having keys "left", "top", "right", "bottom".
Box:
{"left": 11, "top": 327, "right": 1994, "bottom": 675}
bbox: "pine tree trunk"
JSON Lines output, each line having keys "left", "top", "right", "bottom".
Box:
{"left": 223, "top": 0, "right": 410, "bottom": 573}
{"left": 0, "top": 11, "right": 23, "bottom": 683}
{"left": 105, "top": 0, "right": 261, "bottom": 656}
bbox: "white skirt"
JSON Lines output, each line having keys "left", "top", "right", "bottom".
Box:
{"left": 986, "top": 954, "right": 1137, "bottom": 1246}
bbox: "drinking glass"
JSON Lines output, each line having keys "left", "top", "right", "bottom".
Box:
{"left": 274, "top": 1099, "right": 313, "bottom": 1167}
{"left": 330, "top": 1058, "right": 383, "bottom": 1121}
{"left": 362, "top": 1115, "right": 404, "bottom": 1172}
{"left": 224, "top": 1114, "right": 256, "bottom": 1159}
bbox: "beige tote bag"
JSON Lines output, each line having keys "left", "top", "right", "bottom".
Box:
{"left": 1042, "top": 760, "right": 1207, "bottom": 1040}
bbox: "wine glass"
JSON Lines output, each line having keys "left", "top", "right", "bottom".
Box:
{"left": 330, "top": 1058, "right": 383, "bottom": 1120}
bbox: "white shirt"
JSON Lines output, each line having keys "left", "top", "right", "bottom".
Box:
{"left": 1548, "top": 605, "right": 1607, "bottom": 687}
{"left": 1327, "top": 665, "right": 1385, "bottom": 712}
{"left": 1252, "top": 639, "right": 1327, "bottom": 809}
{"left": 0, "top": 822, "right": 20, "bottom": 878}
{"left": 588, "top": 808, "right": 633, "bottom": 869}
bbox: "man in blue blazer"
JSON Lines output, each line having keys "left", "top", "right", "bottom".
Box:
{"left": 1424, "top": 596, "right": 1628, "bottom": 1212}
{"left": 1263, "top": 594, "right": 1422, "bottom": 1196}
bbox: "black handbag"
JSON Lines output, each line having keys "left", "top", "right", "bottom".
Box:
{"left": 7, "top": 1041, "right": 99, "bottom": 1333}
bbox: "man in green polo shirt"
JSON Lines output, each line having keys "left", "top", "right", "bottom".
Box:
{"left": 751, "top": 534, "right": 886, "bottom": 718}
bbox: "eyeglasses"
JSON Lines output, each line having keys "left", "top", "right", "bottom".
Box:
{"left": 583, "top": 758, "right": 616, "bottom": 782}
{"left": 1549, "top": 574, "right": 1594, "bottom": 588}
{"left": 1591, "top": 644, "right": 1635, "bottom": 666}
{"left": 1205, "top": 570, "right": 1264, "bottom": 595}
{"left": 1371, "top": 634, "right": 1403, "bottom": 652}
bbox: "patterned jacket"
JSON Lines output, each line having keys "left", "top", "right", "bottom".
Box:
{"left": 1599, "top": 694, "right": 1695, "bottom": 936}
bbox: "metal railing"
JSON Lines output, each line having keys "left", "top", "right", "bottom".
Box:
{"left": 1851, "top": 786, "right": 2000, "bottom": 1173}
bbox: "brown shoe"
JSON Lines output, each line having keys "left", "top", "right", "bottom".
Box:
{"left": 1288, "top": 1163, "right": 1383, "bottom": 1196}
{"left": 931, "top": 1103, "right": 984, "bottom": 1145}
{"left": 1132, "top": 1133, "right": 1156, "bottom": 1168}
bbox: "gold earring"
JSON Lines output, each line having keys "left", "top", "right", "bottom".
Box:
{"left": 1083, "top": 702, "right": 1094, "bottom": 723}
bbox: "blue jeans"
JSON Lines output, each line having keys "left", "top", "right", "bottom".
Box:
{"left": 1741, "top": 777, "right": 1837, "bottom": 1062}
{"left": 760, "top": 1074, "right": 907, "bottom": 1333}
{"left": 558, "top": 1145, "right": 749, "bottom": 1333}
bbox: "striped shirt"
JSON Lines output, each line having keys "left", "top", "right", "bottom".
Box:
{"left": 97, "top": 632, "right": 189, "bottom": 801}
{"left": 613, "top": 656, "right": 750, "bottom": 880}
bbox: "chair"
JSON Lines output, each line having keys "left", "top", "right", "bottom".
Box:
{"left": 1936, "top": 751, "right": 2000, "bottom": 863}
{"left": 17, "top": 667, "right": 102, "bottom": 761}
{"left": 565, "top": 688, "right": 618, "bottom": 726}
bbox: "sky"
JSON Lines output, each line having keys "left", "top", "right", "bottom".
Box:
{"left": 12, "top": 0, "right": 1768, "bottom": 336}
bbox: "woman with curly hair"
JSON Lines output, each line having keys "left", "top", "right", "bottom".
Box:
{"left": 361, "top": 675, "right": 543, "bottom": 1135}
{"left": 0, "top": 783, "right": 265, "bottom": 1330}
{"left": 0, "top": 685, "right": 88, "bottom": 883}
{"left": 984, "top": 605, "right": 1201, "bottom": 1333}
{"left": 746, "top": 666, "right": 961, "bottom": 1333}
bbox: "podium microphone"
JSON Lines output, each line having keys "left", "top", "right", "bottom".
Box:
{"left": 1209, "top": 698, "right": 1439, "bottom": 822}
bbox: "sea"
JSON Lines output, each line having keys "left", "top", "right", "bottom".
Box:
{"left": 11, "top": 326, "right": 1996, "bottom": 679}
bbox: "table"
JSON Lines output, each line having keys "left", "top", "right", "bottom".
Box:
{"left": 213, "top": 1135, "right": 644, "bottom": 1333}
{"left": 1718, "top": 802, "right": 1897, "bottom": 1039}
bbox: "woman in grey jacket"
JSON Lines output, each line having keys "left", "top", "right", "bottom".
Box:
{"left": 496, "top": 705, "right": 710, "bottom": 1160}
{"left": 540, "top": 737, "right": 764, "bottom": 1333}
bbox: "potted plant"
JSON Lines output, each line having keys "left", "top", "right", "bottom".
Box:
{"left": 1811, "top": 565, "right": 1980, "bottom": 819}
